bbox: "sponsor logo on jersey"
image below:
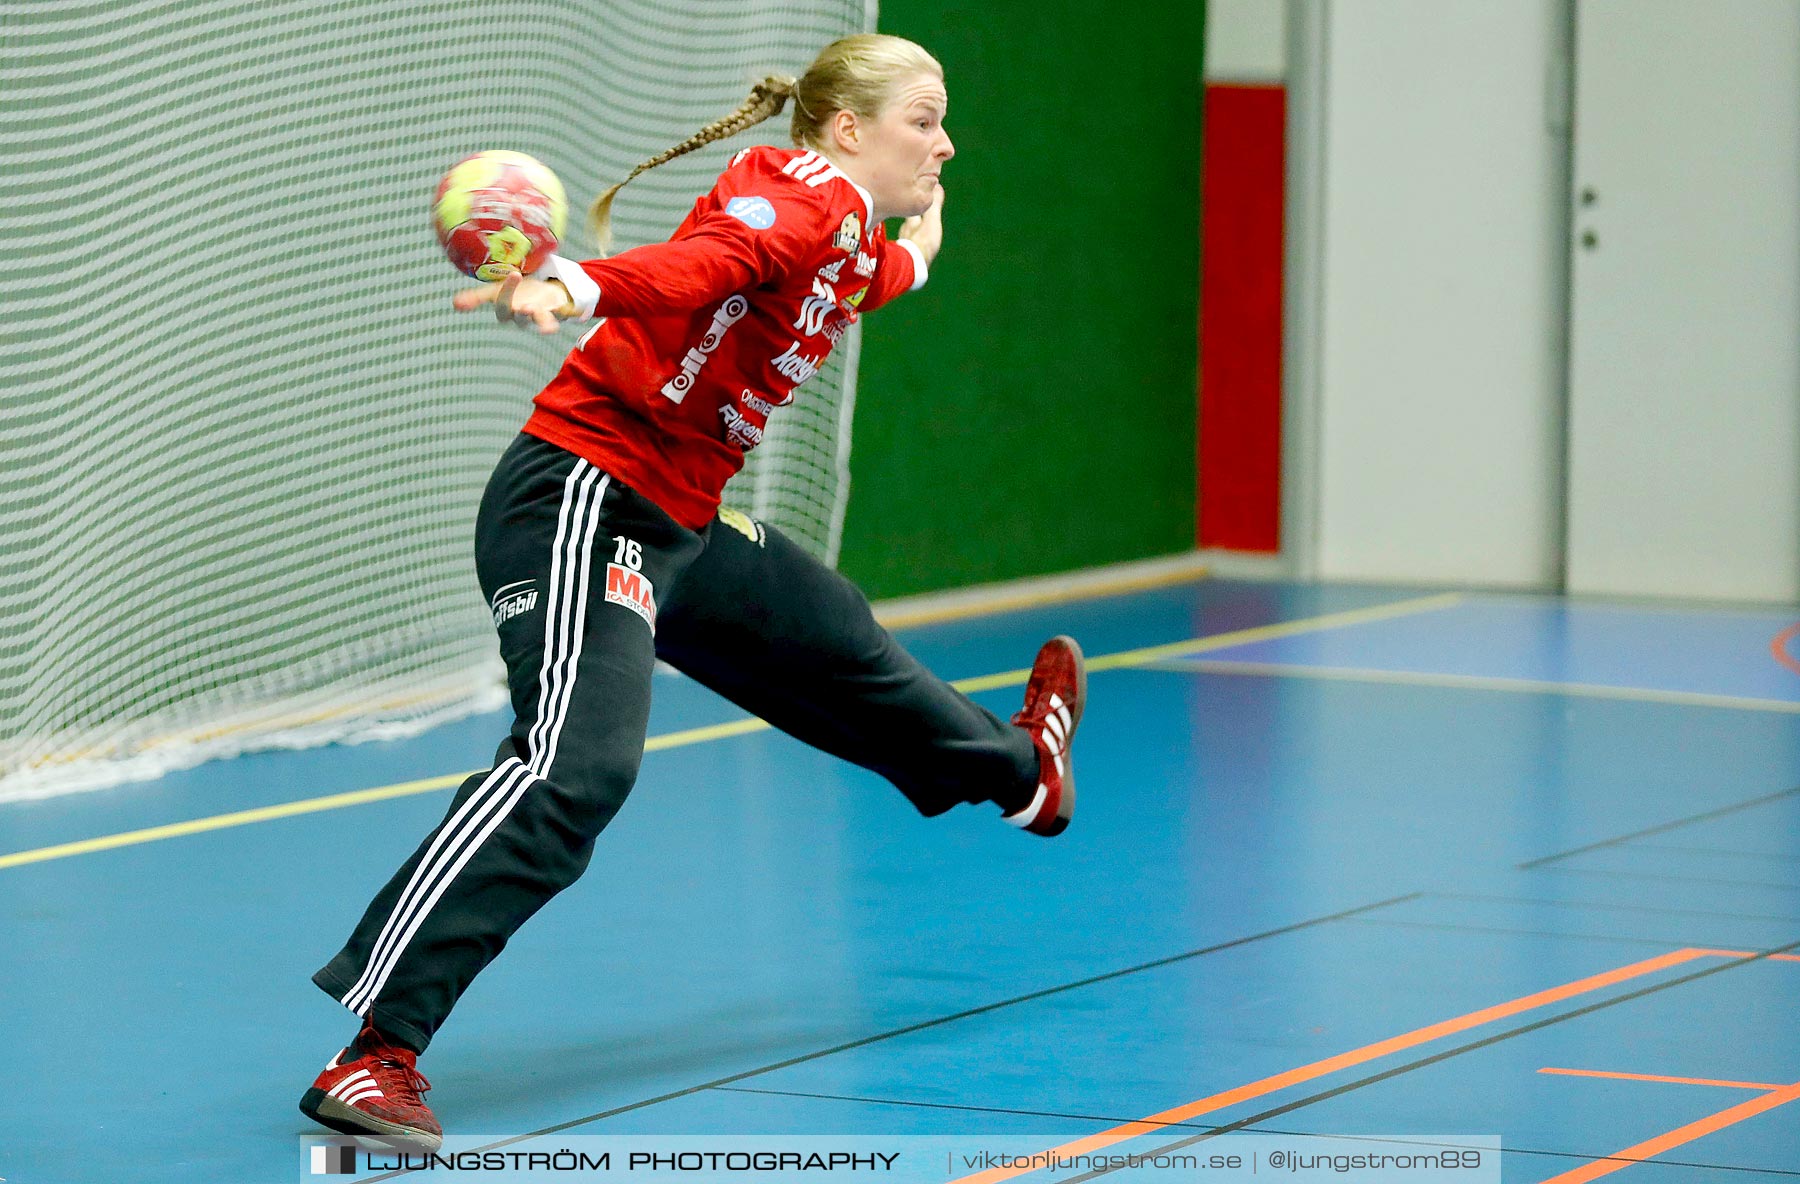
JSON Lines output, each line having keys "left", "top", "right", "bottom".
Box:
{"left": 823, "top": 319, "right": 850, "bottom": 345}
{"left": 604, "top": 564, "right": 657, "bottom": 631}
{"left": 833, "top": 211, "right": 862, "bottom": 253}
{"left": 793, "top": 276, "right": 836, "bottom": 337}
{"left": 771, "top": 341, "right": 822, "bottom": 385}
{"left": 717, "top": 506, "right": 766, "bottom": 546}
{"left": 817, "top": 258, "right": 845, "bottom": 283}
{"left": 854, "top": 251, "right": 877, "bottom": 277}
{"left": 489, "top": 579, "right": 539, "bottom": 627}
{"left": 719, "top": 404, "right": 765, "bottom": 450}
{"left": 842, "top": 287, "right": 867, "bottom": 311}
{"left": 725, "top": 195, "right": 777, "bottom": 230}
{"left": 740, "top": 388, "right": 777, "bottom": 417}
{"left": 662, "top": 295, "right": 750, "bottom": 404}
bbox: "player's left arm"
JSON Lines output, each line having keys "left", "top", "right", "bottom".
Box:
{"left": 898, "top": 182, "right": 944, "bottom": 267}
{"left": 858, "top": 185, "right": 943, "bottom": 314}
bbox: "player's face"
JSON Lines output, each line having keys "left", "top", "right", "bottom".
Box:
{"left": 860, "top": 73, "right": 953, "bottom": 219}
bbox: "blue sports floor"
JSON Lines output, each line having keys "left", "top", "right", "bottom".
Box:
{"left": 5, "top": 578, "right": 1800, "bottom": 1182}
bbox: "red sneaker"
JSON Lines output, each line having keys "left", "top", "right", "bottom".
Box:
{"left": 1004, "top": 635, "right": 1086, "bottom": 836}
{"left": 299, "top": 1022, "right": 443, "bottom": 1152}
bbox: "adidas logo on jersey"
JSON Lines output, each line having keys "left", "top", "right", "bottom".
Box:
{"left": 781, "top": 150, "right": 852, "bottom": 190}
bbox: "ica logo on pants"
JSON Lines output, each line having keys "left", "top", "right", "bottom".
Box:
{"left": 605, "top": 536, "right": 657, "bottom": 631}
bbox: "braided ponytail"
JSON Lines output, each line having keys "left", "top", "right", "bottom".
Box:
{"left": 587, "top": 75, "right": 796, "bottom": 254}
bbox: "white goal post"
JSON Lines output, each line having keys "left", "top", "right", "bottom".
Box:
{"left": 0, "top": 0, "right": 873, "bottom": 799}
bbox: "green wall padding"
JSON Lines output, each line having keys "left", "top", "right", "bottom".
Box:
{"left": 839, "top": 0, "right": 1203, "bottom": 599}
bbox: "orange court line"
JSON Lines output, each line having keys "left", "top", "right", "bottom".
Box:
{"left": 1537, "top": 1067, "right": 1784, "bottom": 1091}
{"left": 1772, "top": 622, "right": 1800, "bottom": 679}
{"left": 1537, "top": 1078, "right": 1800, "bottom": 1183}
{"left": 946, "top": 947, "right": 1715, "bottom": 1184}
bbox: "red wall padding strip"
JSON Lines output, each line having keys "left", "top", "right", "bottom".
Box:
{"left": 1198, "top": 82, "right": 1286, "bottom": 552}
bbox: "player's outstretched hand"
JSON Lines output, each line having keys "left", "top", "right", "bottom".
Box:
{"left": 452, "top": 271, "right": 575, "bottom": 334}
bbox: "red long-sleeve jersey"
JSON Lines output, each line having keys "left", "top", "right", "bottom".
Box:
{"left": 521, "top": 145, "right": 928, "bottom": 529}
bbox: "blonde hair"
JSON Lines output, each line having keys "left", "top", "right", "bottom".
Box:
{"left": 586, "top": 34, "right": 943, "bottom": 253}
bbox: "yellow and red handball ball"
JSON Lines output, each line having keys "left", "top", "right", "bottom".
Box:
{"left": 432, "top": 150, "right": 568, "bottom": 281}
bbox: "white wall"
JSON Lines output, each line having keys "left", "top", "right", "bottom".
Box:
{"left": 1206, "top": 0, "right": 1287, "bottom": 82}
{"left": 1306, "top": 0, "right": 1567, "bottom": 587}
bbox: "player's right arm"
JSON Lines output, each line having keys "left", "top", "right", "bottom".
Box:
{"left": 454, "top": 166, "right": 826, "bottom": 331}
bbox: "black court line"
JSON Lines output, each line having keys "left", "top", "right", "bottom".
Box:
{"left": 1629, "top": 842, "right": 1800, "bottom": 865}
{"left": 712, "top": 1086, "right": 1800, "bottom": 1179}
{"left": 1427, "top": 889, "right": 1800, "bottom": 926}
{"left": 353, "top": 892, "right": 1421, "bottom": 1181}
{"left": 718, "top": 1084, "right": 1183, "bottom": 1130}
{"left": 1519, "top": 784, "right": 1800, "bottom": 869}
{"left": 1539, "top": 866, "right": 1800, "bottom": 893}
{"left": 1060, "top": 939, "right": 1800, "bottom": 1181}
{"left": 1339, "top": 914, "right": 1764, "bottom": 953}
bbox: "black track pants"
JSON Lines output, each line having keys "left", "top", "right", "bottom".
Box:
{"left": 313, "top": 433, "right": 1037, "bottom": 1051}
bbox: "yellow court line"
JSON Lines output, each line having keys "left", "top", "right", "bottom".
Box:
{"left": 21, "top": 567, "right": 1215, "bottom": 776}
{"left": 1140, "top": 657, "right": 1800, "bottom": 715}
{"left": 951, "top": 592, "right": 1463, "bottom": 694}
{"left": 0, "top": 717, "right": 776, "bottom": 873}
{"left": 874, "top": 563, "right": 1211, "bottom": 630}
{"left": 0, "top": 772, "right": 472, "bottom": 871}
{"left": 643, "top": 717, "right": 771, "bottom": 750}
{"left": 0, "top": 591, "right": 1463, "bottom": 873}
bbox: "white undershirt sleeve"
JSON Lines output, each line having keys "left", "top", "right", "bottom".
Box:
{"left": 535, "top": 254, "right": 602, "bottom": 319}
{"left": 894, "top": 238, "right": 929, "bottom": 291}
